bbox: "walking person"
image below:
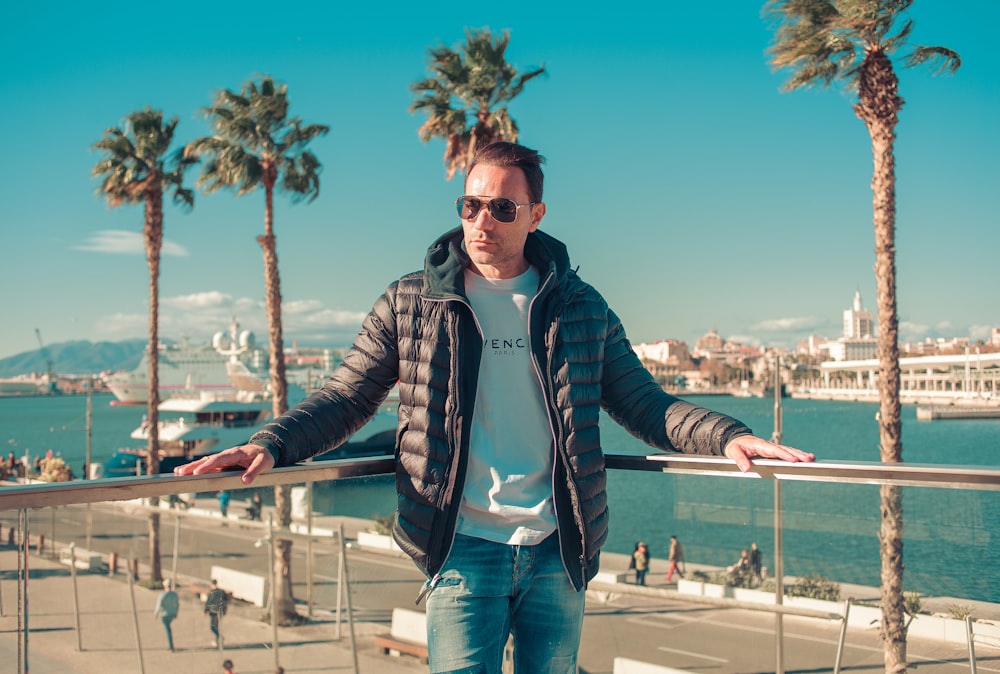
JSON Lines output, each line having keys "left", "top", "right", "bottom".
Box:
{"left": 633, "top": 542, "right": 650, "bottom": 586}
{"left": 749, "top": 542, "right": 763, "bottom": 586}
{"left": 176, "top": 140, "right": 815, "bottom": 672}
{"left": 217, "top": 490, "right": 231, "bottom": 523}
{"left": 222, "top": 659, "right": 237, "bottom": 673}
{"left": 153, "top": 578, "right": 179, "bottom": 652}
{"left": 666, "top": 535, "right": 685, "bottom": 583}
{"left": 204, "top": 579, "right": 228, "bottom": 648}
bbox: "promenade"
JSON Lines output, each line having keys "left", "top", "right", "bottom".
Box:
{"left": 1, "top": 494, "right": 998, "bottom": 674}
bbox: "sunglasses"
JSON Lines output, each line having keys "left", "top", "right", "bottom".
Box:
{"left": 455, "top": 196, "right": 536, "bottom": 223}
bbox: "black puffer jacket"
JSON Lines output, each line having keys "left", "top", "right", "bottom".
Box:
{"left": 249, "top": 228, "right": 752, "bottom": 590}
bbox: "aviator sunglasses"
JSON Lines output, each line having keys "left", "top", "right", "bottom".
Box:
{"left": 455, "top": 196, "right": 536, "bottom": 223}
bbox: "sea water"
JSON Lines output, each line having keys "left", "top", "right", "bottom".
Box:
{"left": 1, "top": 392, "right": 997, "bottom": 602}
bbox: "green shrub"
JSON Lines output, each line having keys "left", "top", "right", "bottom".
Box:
{"left": 371, "top": 513, "right": 395, "bottom": 535}
{"left": 904, "top": 592, "right": 923, "bottom": 617}
{"left": 786, "top": 574, "right": 841, "bottom": 602}
{"left": 948, "top": 604, "right": 975, "bottom": 620}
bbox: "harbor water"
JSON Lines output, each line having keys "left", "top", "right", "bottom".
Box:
{"left": 2, "top": 392, "right": 997, "bottom": 602}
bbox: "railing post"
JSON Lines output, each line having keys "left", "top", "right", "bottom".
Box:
{"left": 127, "top": 573, "right": 145, "bottom": 673}
{"left": 17, "top": 508, "right": 28, "bottom": 674}
{"left": 967, "top": 615, "right": 978, "bottom": 674}
{"left": 834, "top": 599, "right": 851, "bottom": 673}
{"left": 307, "top": 482, "right": 314, "bottom": 619}
{"left": 774, "top": 480, "right": 784, "bottom": 674}
{"left": 171, "top": 512, "right": 180, "bottom": 585}
{"left": 267, "top": 514, "right": 279, "bottom": 671}
{"left": 338, "top": 522, "right": 360, "bottom": 674}
{"left": 69, "top": 542, "right": 83, "bottom": 652}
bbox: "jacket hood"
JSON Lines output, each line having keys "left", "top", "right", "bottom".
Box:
{"left": 422, "top": 227, "right": 573, "bottom": 298}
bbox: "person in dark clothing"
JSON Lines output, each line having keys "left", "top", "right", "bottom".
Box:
{"left": 749, "top": 542, "right": 763, "bottom": 586}
{"left": 177, "top": 141, "right": 815, "bottom": 672}
{"left": 204, "top": 579, "right": 228, "bottom": 648}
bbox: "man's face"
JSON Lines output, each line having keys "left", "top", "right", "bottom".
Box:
{"left": 461, "top": 163, "right": 545, "bottom": 279}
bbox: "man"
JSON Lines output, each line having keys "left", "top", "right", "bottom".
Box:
{"left": 749, "top": 541, "right": 763, "bottom": 586}
{"left": 204, "top": 579, "right": 228, "bottom": 649}
{"left": 176, "top": 141, "right": 815, "bottom": 672}
{"left": 222, "top": 659, "right": 237, "bottom": 674}
{"left": 153, "top": 578, "right": 179, "bottom": 652}
{"left": 666, "top": 535, "right": 685, "bottom": 583}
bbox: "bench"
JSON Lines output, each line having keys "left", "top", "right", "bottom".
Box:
{"left": 614, "top": 656, "right": 697, "bottom": 674}
{"left": 210, "top": 565, "right": 267, "bottom": 607}
{"left": 374, "top": 607, "right": 428, "bottom": 663}
{"left": 59, "top": 546, "right": 103, "bottom": 572}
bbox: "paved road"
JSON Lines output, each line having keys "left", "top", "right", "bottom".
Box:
{"left": 1, "top": 497, "right": 998, "bottom": 674}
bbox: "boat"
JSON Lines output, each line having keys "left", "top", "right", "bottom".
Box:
{"left": 102, "top": 318, "right": 268, "bottom": 405}
{"left": 101, "top": 384, "right": 398, "bottom": 478}
{"left": 916, "top": 405, "right": 1000, "bottom": 421}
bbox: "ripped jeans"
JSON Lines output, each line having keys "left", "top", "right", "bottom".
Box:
{"left": 423, "top": 532, "right": 584, "bottom": 674}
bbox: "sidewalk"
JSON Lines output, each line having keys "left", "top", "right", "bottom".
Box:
{"left": 0, "top": 547, "right": 426, "bottom": 674}
{"left": 2, "top": 495, "right": 997, "bottom": 674}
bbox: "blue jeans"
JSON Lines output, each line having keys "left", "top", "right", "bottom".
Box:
{"left": 160, "top": 614, "right": 175, "bottom": 651}
{"left": 424, "top": 533, "right": 584, "bottom": 674}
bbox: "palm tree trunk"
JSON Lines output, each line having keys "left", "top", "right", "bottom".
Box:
{"left": 258, "top": 179, "right": 297, "bottom": 623}
{"left": 144, "top": 190, "right": 164, "bottom": 584}
{"left": 856, "top": 49, "right": 906, "bottom": 673}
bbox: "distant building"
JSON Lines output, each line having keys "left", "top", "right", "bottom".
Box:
{"left": 843, "top": 290, "right": 874, "bottom": 339}
{"left": 632, "top": 339, "right": 690, "bottom": 365}
{"left": 822, "top": 292, "right": 878, "bottom": 362}
{"left": 693, "top": 328, "right": 725, "bottom": 357}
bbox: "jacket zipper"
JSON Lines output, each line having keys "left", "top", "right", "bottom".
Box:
{"left": 415, "top": 294, "right": 482, "bottom": 602}
{"left": 527, "top": 269, "right": 584, "bottom": 588}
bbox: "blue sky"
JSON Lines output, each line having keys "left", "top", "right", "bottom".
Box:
{"left": 1, "top": 1, "right": 997, "bottom": 362}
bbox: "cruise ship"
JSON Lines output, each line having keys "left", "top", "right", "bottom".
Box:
{"left": 102, "top": 319, "right": 268, "bottom": 405}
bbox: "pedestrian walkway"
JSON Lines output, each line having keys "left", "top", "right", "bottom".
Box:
{"left": 0, "top": 547, "right": 425, "bottom": 674}
{"left": 2, "top": 495, "right": 998, "bottom": 674}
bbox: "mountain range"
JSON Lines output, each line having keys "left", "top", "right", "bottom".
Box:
{"left": 0, "top": 340, "right": 148, "bottom": 378}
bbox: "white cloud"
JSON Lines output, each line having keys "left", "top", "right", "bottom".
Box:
{"left": 74, "top": 230, "right": 189, "bottom": 257}
{"left": 899, "top": 321, "right": 930, "bottom": 342}
{"left": 970, "top": 325, "right": 994, "bottom": 342}
{"left": 749, "top": 316, "right": 825, "bottom": 333}
{"left": 161, "top": 291, "right": 235, "bottom": 310}
{"left": 727, "top": 334, "right": 761, "bottom": 347}
{"left": 91, "top": 291, "right": 367, "bottom": 349}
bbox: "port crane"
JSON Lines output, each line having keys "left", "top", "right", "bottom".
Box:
{"left": 35, "top": 328, "right": 58, "bottom": 394}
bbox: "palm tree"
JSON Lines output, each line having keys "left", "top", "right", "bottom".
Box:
{"left": 186, "top": 76, "right": 328, "bottom": 624}
{"left": 410, "top": 27, "right": 546, "bottom": 179}
{"left": 764, "top": 1, "right": 959, "bottom": 670}
{"left": 91, "top": 107, "right": 196, "bottom": 584}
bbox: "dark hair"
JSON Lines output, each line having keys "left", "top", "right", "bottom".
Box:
{"left": 467, "top": 141, "right": 545, "bottom": 203}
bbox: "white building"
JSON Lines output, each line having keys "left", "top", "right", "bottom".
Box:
{"left": 822, "top": 292, "right": 878, "bottom": 362}
{"left": 843, "top": 290, "right": 874, "bottom": 339}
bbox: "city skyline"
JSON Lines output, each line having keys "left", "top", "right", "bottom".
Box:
{"left": 2, "top": 1, "right": 997, "bottom": 361}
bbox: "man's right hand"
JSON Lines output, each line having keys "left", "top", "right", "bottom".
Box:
{"left": 173, "top": 444, "right": 274, "bottom": 486}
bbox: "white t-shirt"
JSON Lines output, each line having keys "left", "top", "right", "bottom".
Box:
{"left": 456, "top": 267, "right": 557, "bottom": 545}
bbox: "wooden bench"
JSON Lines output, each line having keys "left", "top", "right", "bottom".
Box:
{"left": 374, "top": 607, "right": 428, "bottom": 663}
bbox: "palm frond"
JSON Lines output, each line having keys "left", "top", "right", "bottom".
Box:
{"left": 410, "top": 26, "right": 545, "bottom": 179}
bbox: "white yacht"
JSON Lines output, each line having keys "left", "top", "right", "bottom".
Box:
{"left": 102, "top": 319, "right": 269, "bottom": 405}
{"left": 102, "top": 384, "right": 398, "bottom": 478}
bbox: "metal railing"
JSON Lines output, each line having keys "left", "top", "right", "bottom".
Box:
{"left": 1, "top": 454, "right": 998, "bottom": 674}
